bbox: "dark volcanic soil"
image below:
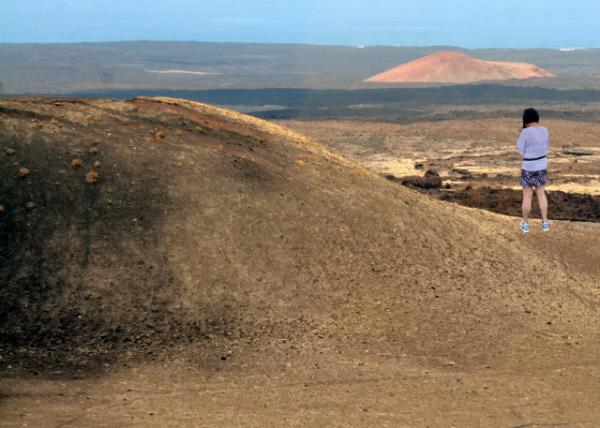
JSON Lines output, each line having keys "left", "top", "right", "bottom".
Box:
{"left": 400, "top": 185, "right": 600, "bottom": 222}
{"left": 438, "top": 187, "right": 600, "bottom": 222}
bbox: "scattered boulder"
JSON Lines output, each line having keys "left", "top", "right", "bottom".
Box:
{"left": 25, "top": 201, "right": 36, "bottom": 210}
{"left": 414, "top": 163, "right": 424, "bottom": 170}
{"left": 85, "top": 170, "right": 99, "bottom": 183}
{"left": 563, "top": 148, "right": 594, "bottom": 157}
{"left": 5, "top": 148, "right": 16, "bottom": 156}
{"left": 18, "top": 167, "right": 30, "bottom": 177}
{"left": 401, "top": 175, "right": 442, "bottom": 189}
{"left": 71, "top": 158, "right": 83, "bottom": 168}
{"left": 89, "top": 147, "right": 99, "bottom": 155}
{"left": 424, "top": 169, "right": 440, "bottom": 178}
{"left": 451, "top": 168, "right": 472, "bottom": 178}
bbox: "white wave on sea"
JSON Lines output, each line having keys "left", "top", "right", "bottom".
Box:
{"left": 145, "top": 69, "right": 222, "bottom": 75}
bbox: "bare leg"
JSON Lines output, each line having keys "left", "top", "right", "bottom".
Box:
{"left": 522, "top": 187, "right": 533, "bottom": 223}
{"left": 535, "top": 185, "right": 548, "bottom": 222}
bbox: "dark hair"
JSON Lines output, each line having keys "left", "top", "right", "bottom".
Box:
{"left": 522, "top": 108, "right": 540, "bottom": 128}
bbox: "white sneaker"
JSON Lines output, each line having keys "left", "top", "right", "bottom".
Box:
{"left": 520, "top": 221, "right": 530, "bottom": 234}
{"left": 542, "top": 220, "right": 551, "bottom": 232}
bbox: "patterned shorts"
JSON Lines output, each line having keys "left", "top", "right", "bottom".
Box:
{"left": 520, "top": 169, "right": 549, "bottom": 188}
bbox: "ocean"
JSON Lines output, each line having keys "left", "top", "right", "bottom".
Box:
{"left": 1, "top": 1, "right": 599, "bottom": 49}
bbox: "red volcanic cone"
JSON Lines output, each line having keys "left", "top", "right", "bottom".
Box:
{"left": 365, "top": 51, "right": 556, "bottom": 84}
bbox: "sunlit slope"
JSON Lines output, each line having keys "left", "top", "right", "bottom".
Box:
{"left": 0, "top": 97, "right": 598, "bottom": 366}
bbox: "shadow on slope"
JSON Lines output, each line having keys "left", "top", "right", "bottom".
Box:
{"left": 1, "top": 97, "right": 599, "bottom": 380}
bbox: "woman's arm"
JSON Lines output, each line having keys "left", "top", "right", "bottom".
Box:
{"left": 516, "top": 130, "right": 526, "bottom": 156}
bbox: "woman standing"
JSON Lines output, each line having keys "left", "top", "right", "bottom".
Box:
{"left": 516, "top": 108, "right": 551, "bottom": 233}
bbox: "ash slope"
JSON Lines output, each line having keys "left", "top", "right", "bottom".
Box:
{"left": 365, "top": 51, "right": 556, "bottom": 84}
{"left": 0, "top": 97, "right": 598, "bottom": 368}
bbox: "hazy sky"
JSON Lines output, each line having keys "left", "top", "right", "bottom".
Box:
{"left": 2, "top": 0, "right": 599, "bottom": 48}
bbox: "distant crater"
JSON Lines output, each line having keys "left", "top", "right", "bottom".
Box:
{"left": 364, "top": 51, "right": 555, "bottom": 84}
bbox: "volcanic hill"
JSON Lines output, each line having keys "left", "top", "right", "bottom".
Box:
{"left": 364, "top": 51, "right": 556, "bottom": 84}
{"left": 1, "top": 97, "right": 600, "bottom": 425}
{"left": 1, "top": 94, "right": 597, "bottom": 357}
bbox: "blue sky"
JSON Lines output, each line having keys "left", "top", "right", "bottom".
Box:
{"left": 1, "top": 0, "right": 599, "bottom": 48}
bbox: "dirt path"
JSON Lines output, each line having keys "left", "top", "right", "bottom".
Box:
{"left": 3, "top": 348, "right": 600, "bottom": 427}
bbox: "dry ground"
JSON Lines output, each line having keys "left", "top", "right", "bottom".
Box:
{"left": 3, "top": 337, "right": 600, "bottom": 427}
{"left": 1, "top": 100, "right": 600, "bottom": 427}
{"left": 280, "top": 118, "right": 600, "bottom": 193}
{"left": 281, "top": 118, "right": 600, "bottom": 221}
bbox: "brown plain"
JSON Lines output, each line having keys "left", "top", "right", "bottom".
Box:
{"left": 281, "top": 118, "right": 600, "bottom": 187}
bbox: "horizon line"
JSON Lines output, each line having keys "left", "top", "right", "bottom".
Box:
{"left": 0, "top": 39, "right": 596, "bottom": 51}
